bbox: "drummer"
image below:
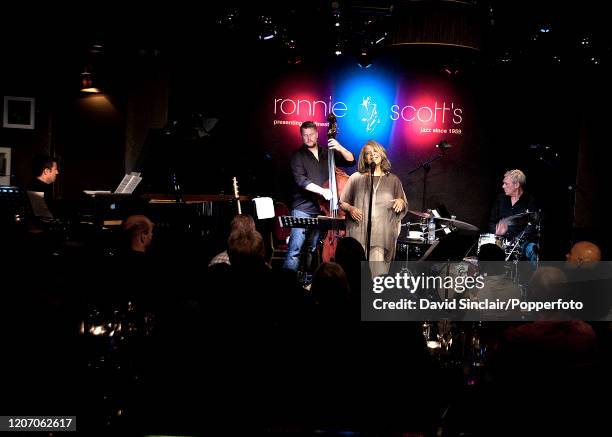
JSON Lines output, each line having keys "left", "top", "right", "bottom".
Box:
{"left": 489, "top": 169, "right": 538, "bottom": 261}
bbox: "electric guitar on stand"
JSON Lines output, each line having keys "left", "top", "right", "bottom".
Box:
{"left": 232, "top": 176, "right": 242, "bottom": 215}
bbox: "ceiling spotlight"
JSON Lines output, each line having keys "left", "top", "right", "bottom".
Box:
{"left": 89, "top": 44, "right": 104, "bottom": 54}
{"left": 80, "top": 70, "right": 100, "bottom": 93}
{"left": 580, "top": 36, "right": 592, "bottom": 48}
{"left": 258, "top": 15, "right": 277, "bottom": 41}
{"left": 334, "top": 41, "right": 344, "bottom": 56}
{"left": 216, "top": 8, "right": 239, "bottom": 29}
{"left": 375, "top": 33, "right": 387, "bottom": 45}
{"left": 358, "top": 50, "right": 372, "bottom": 69}
{"left": 260, "top": 31, "right": 277, "bottom": 41}
{"left": 287, "top": 55, "right": 302, "bottom": 65}
{"left": 499, "top": 50, "right": 512, "bottom": 64}
{"left": 441, "top": 65, "right": 459, "bottom": 76}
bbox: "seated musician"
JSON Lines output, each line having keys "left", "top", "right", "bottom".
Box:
{"left": 27, "top": 154, "right": 59, "bottom": 214}
{"left": 489, "top": 169, "right": 538, "bottom": 261}
{"left": 283, "top": 121, "right": 355, "bottom": 278}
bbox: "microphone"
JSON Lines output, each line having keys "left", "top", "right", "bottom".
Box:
{"left": 436, "top": 140, "right": 452, "bottom": 149}
{"left": 370, "top": 161, "right": 376, "bottom": 174}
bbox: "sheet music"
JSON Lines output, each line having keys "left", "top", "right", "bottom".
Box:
{"left": 114, "top": 172, "right": 142, "bottom": 194}
{"left": 253, "top": 197, "right": 274, "bottom": 219}
{"left": 83, "top": 190, "right": 112, "bottom": 195}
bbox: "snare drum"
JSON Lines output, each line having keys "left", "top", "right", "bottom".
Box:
{"left": 477, "top": 233, "right": 505, "bottom": 254}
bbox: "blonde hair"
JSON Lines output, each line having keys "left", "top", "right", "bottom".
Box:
{"left": 504, "top": 169, "right": 526, "bottom": 187}
{"left": 358, "top": 140, "right": 391, "bottom": 174}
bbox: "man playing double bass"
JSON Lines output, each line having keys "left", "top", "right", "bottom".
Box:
{"left": 283, "top": 121, "right": 355, "bottom": 276}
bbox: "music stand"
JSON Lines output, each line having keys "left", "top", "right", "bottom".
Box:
{"left": 419, "top": 232, "right": 476, "bottom": 262}
{"left": 279, "top": 216, "right": 345, "bottom": 231}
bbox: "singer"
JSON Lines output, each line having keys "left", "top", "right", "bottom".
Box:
{"left": 340, "top": 140, "right": 408, "bottom": 277}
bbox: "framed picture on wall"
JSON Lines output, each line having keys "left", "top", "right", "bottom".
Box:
{"left": 3, "top": 96, "right": 35, "bottom": 129}
{"left": 0, "top": 147, "right": 11, "bottom": 185}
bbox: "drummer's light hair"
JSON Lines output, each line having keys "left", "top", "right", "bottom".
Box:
{"left": 358, "top": 140, "right": 391, "bottom": 174}
{"left": 504, "top": 169, "right": 526, "bottom": 187}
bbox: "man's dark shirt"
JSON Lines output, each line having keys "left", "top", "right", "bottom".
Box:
{"left": 290, "top": 144, "right": 355, "bottom": 214}
{"left": 489, "top": 192, "right": 538, "bottom": 240}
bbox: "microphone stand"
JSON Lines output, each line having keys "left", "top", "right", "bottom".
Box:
{"left": 407, "top": 146, "right": 448, "bottom": 211}
{"left": 365, "top": 163, "right": 375, "bottom": 260}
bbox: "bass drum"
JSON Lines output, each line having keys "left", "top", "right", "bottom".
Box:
{"left": 477, "top": 233, "right": 505, "bottom": 254}
{"left": 433, "top": 260, "right": 478, "bottom": 302}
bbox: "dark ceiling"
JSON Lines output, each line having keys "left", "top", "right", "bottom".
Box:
{"left": 1, "top": 0, "right": 610, "bottom": 90}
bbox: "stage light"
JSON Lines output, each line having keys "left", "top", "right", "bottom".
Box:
{"left": 579, "top": 36, "right": 592, "bottom": 48}
{"left": 216, "top": 8, "right": 239, "bottom": 29}
{"left": 334, "top": 40, "right": 344, "bottom": 56}
{"left": 499, "top": 50, "right": 512, "bottom": 64}
{"left": 358, "top": 50, "right": 372, "bottom": 68}
{"left": 80, "top": 43, "right": 104, "bottom": 93}
{"left": 80, "top": 70, "right": 100, "bottom": 93}
{"left": 258, "top": 15, "right": 277, "bottom": 41}
{"left": 284, "top": 38, "right": 302, "bottom": 64}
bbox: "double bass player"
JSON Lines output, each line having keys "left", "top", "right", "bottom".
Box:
{"left": 283, "top": 120, "right": 355, "bottom": 280}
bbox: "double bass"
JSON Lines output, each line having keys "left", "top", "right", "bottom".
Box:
{"left": 320, "top": 113, "right": 350, "bottom": 262}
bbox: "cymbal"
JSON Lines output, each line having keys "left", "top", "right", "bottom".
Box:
{"left": 407, "top": 209, "right": 431, "bottom": 218}
{"left": 504, "top": 211, "right": 537, "bottom": 222}
{"left": 432, "top": 216, "right": 479, "bottom": 231}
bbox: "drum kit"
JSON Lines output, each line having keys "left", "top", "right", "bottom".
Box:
{"left": 476, "top": 211, "right": 538, "bottom": 261}
{"left": 396, "top": 209, "right": 478, "bottom": 262}
{"left": 397, "top": 209, "right": 538, "bottom": 263}
{"left": 395, "top": 210, "right": 539, "bottom": 306}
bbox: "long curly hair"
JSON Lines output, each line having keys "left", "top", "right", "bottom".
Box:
{"left": 357, "top": 140, "right": 391, "bottom": 174}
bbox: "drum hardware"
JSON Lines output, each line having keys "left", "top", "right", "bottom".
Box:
{"left": 504, "top": 236, "right": 523, "bottom": 262}
{"left": 400, "top": 221, "right": 423, "bottom": 228}
{"left": 395, "top": 239, "right": 430, "bottom": 261}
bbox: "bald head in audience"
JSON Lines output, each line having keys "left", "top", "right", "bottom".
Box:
{"left": 122, "top": 215, "right": 154, "bottom": 253}
{"left": 566, "top": 241, "right": 601, "bottom": 268}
